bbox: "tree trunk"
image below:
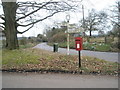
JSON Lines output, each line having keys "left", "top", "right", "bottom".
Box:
{"left": 2, "top": 1, "right": 19, "bottom": 50}
{"left": 89, "top": 25, "right": 92, "bottom": 37}
{"left": 90, "top": 30, "right": 92, "bottom": 36}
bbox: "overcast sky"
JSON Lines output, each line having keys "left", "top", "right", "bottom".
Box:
{"left": 0, "top": 0, "right": 117, "bottom": 37}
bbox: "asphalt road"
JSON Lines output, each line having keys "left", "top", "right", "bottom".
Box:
{"left": 33, "top": 43, "right": 119, "bottom": 62}
{"left": 2, "top": 72, "right": 118, "bottom": 88}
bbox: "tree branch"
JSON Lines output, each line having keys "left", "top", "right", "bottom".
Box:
{"left": 15, "top": 0, "right": 78, "bottom": 33}
{"left": 107, "top": 17, "right": 120, "bottom": 27}
{"left": 18, "top": 11, "right": 61, "bottom": 27}
{"left": 16, "top": 1, "right": 57, "bottom": 21}
{"left": 17, "top": 24, "right": 34, "bottom": 34}
{"left": 112, "top": 20, "right": 120, "bottom": 27}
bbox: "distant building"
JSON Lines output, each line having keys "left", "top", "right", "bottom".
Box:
{"left": 0, "top": 28, "right": 6, "bottom": 40}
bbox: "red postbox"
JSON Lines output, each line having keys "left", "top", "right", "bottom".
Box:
{"left": 75, "top": 37, "right": 83, "bottom": 51}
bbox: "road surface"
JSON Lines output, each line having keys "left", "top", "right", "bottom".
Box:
{"left": 2, "top": 72, "right": 118, "bottom": 88}
{"left": 33, "top": 43, "right": 119, "bottom": 62}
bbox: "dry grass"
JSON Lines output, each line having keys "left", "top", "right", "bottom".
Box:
{"left": 2, "top": 48, "right": 119, "bottom": 76}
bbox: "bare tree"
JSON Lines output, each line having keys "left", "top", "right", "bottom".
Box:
{"left": 0, "top": 0, "right": 81, "bottom": 50}
{"left": 80, "top": 9, "right": 108, "bottom": 36}
{"left": 109, "top": 1, "right": 120, "bottom": 49}
{"left": 109, "top": 1, "right": 120, "bottom": 27}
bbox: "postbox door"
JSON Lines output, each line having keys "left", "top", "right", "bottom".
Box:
{"left": 75, "top": 42, "right": 81, "bottom": 51}
{"left": 77, "top": 43, "right": 80, "bottom": 49}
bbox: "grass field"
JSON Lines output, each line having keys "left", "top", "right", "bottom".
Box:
{"left": 48, "top": 36, "right": 119, "bottom": 52}
{"left": 2, "top": 48, "right": 119, "bottom": 76}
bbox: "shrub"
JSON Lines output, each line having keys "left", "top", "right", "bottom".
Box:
{"left": 19, "top": 37, "right": 27, "bottom": 45}
{"left": 49, "top": 32, "right": 67, "bottom": 43}
{"left": 28, "top": 37, "right": 34, "bottom": 43}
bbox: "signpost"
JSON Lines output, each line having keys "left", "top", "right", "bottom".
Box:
{"left": 75, "top": 37, "right": 83, "bottom": 68}
{"left": 65, "top": 14, "right": 84, "bottom": 55}
{"left": 68, "top": 27, "right": 84, "bottom": 34}
{"left": 66, "top": 15, "right": 70, "bottom": 55}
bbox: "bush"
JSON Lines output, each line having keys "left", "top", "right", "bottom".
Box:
{"left": 49, "top": 32, "right": 67, "bottom": 43}
{"left": 37, "top": 34, "right": 48, "bottom": 42}
{"left": 19, "top": 37, "right": 27, "bottom": 45}
{"left": 28, "top": 37, "right": 34, "bottom": 43}
{"left": 83, "top": 42, "right": 94, "bottom": 50}
{"left": 111, "top": 42, "right": 120, "bottom": 51}
{"left": 95, "top": 43, "right": 111, "bottom": 52}
{"left": 83, "top": 42, "right": 111, "bottom": 51}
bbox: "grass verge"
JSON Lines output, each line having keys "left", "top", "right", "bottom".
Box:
{"left": 48, "top": 42, "right": 119, "bottom": 52}
{"left": 2, "top": 48, "right": 120, "bottom": 76}
{"left": 19, "top": 42, "right": 38, "bottom": 49}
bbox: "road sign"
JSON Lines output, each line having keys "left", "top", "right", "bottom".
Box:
{"left": 68, "top": 27, "right": 84, "bottom": 34}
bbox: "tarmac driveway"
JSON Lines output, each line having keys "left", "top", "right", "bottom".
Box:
{"left": 2, "top": 72, "right": 118, "bottom": 88}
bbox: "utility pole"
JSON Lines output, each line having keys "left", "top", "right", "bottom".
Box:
{"left": 118, "top": 2, "right": 120, "bottom": 50}
{"left": 118, "top": 2, "right": 120, "bottom": 24}
{"left": 82, "top": 5, "right": 85, "bottom": 37}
